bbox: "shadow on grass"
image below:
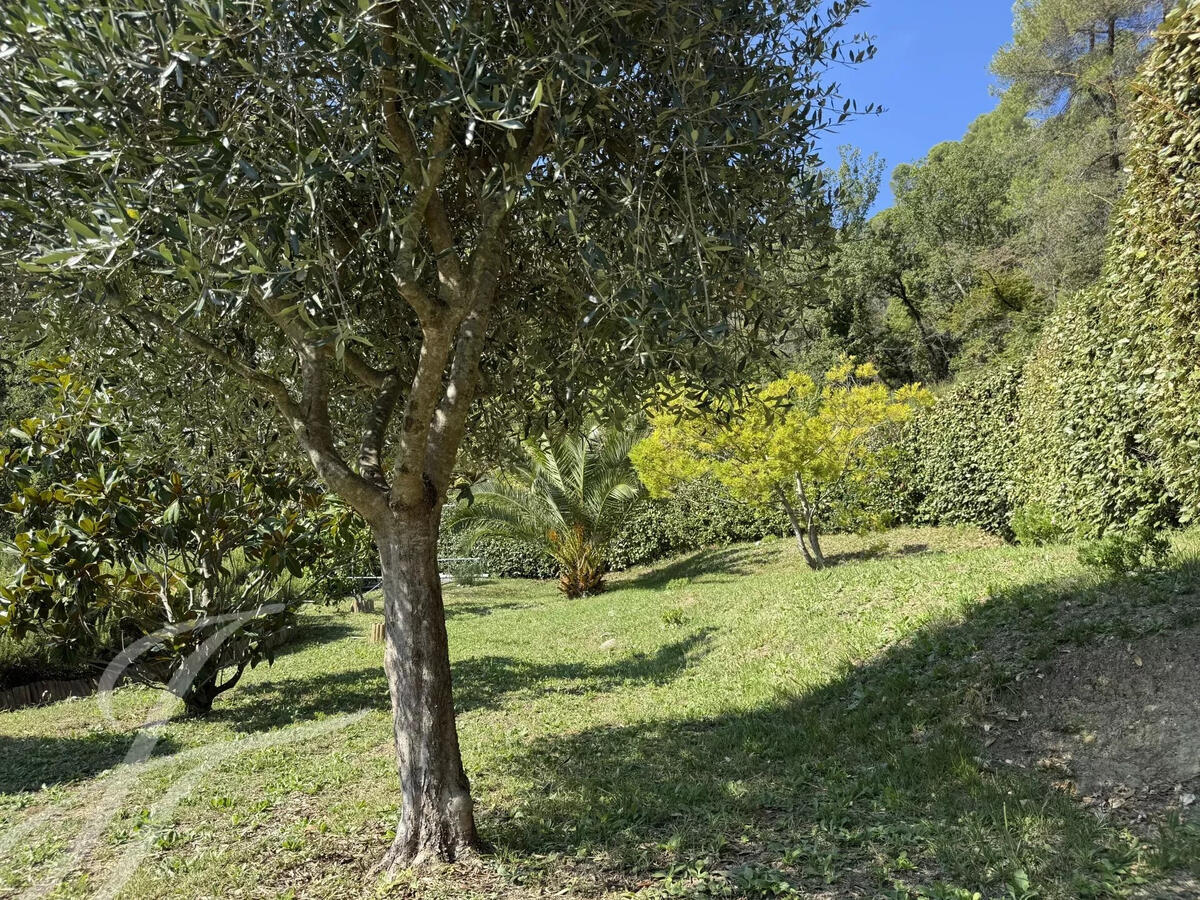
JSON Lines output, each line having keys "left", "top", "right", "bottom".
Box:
{"left": 208, "top": 629, "right": 715, "bottom": 733}
{"left": 825, "top": 541, "right": 931, "bottom": 567}
{"left": 487, "top": 558, "right": 1200, "bottom": 895}
{"left": 443, "top": 598, "right": 539, "bottom": 620}
{"left": 454, "top": 628, "right": 715, "bottom": 712}
{"left": 0, "top": 732, "right": 182, "bottom": 793}
{"left": 273, "top": 617, "right": 357, "bottom": 660}
{"left": 623, "top": 545, "right": 782, "bottom": 590}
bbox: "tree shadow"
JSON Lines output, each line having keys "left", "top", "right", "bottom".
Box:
{"left": 208, "top": 629, "right": 715, "bottom": 733}
{"left": 270, "top": 618, "right": 357, "bottom": 660}
{"left": 443, "top": 598, "right": 539, "bottom": 620}
{"left": 484, "top": 558, "right": 1200, "bottom": 894}
{"left": 621, "top": 545, "right": 782, "bottom": 590}
{"left": 825, "top": 541, "right": 931, "bottom": 567}
{"left": 452, "top": 628, "right": 715, "bottom": 712}
{"left": 0, "top": 732, "right": 182, "bottom": 793}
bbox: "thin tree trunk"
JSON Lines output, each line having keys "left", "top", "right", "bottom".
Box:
{"left": 794, "top": 476, "right": 826, "bottom": 571}
{"left": 778, "top": 488, "right": 817, "bottom": 569}
{"left": 376, "top": 506, "right": 481, "bottom": 870}
{"left": 806, "top": 517, "right": 825, "bottom": 570}
{"left": 894, "top": 280, "right": 950, "bottom": 381}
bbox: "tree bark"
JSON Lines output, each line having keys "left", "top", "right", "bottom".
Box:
{"left": 179, "top": 661, "right": 245, "bottom": 717}
{"left": 893, "top": 279, "right": 950, "bottom": 382}
{"left": 792, "top": 476, "right": 826, "bottom": 571}
{"left": 778, "top": 488, "right": 817, "bottom": 569}
{"left": 376, "top": 504, "right": 481, "bottom": 870}
{"left": 806, "top": 517, "right": 826, "bottom": 570}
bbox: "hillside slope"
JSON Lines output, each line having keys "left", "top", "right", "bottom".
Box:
{"left": 0, "top": 526, "right": 1197, "bottom": 899}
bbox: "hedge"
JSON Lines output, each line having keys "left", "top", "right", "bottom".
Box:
{"left": 460, "top": 535, "right": 559, "bottom": 580}
{"left": 1011, "top": 4, "right": 1200, "bottom": 535}
{"left": 903, "top": 368, "right": 1021, "bottom": 536}
{"left": 607, "top": 478, "right": 789, "bottom": 570}
{"left": 1013, "top": 289, "right": 1174, "bottom": 535}
{"left": 1100, "top": 2, "right": 1200, "bottom": 524}
{"left": 899, "top": 8, "right": 1200, "bottom": 539}
{"left": 449, "top": 468, "right": 932, "bottom": 580}
{"left": 442, "top": 478, "right": 789, "bottom": 579}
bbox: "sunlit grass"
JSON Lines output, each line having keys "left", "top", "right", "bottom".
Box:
{"left": 0, "top": 525, "right": 1196, "bottom": 899}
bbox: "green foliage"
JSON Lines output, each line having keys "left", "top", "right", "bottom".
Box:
{"left": 608, "top": 478, "right": 789, "bottom": 570}
{"left": 634, "top": 360, "right": 931, "bottom": 569}
{"left": 905, "top": 369, "right": 1022, "bottom": 536}
{"left": 448, "top": 477, "right": 789, "bottom": 577}
{"left": 0, "top": 0, "right": 870, "bottom": 483}
{"left": 1010, "top": 502, "right": 1067, "bottom": 547}
{"left": 460, "top": 536, "right": 559, "bottom": 581}
{"left": 1106, "top": 2, "right": 1200, "bottom": 522}
{"left": 817, "top": 3, "right": 1170, "bottom": 388}
{"left": 1013, "top": 3, "right": 1200, "bottom": 535}
{"left": 1013, "top": 289, "right": 1172, "bottom": 536}
{"left": 0, "top": 362, "right": 330, "bottom": 713}
{"left": 449, "top": 423, "right": 643, "bottom": 597}
{"left": 1077, "top": 525, "right": 1170, "bottom": 576}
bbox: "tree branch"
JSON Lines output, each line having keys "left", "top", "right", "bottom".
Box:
{"left": 358, "top": 369, "right": 402, "bottom": 489}
{"left": 255, "top": 293, "right": 390, "bottom": 390}
{"left": 391, "top": 325, "right": 456, "bottom": 507}
{"left": 295, "top": 348, "right": 390, "bottom": 520}
{"left": 425, "top": 295, "right": 496, "bottom": 496}
{"left": 378, "top": 7, "right": 466, "bottom": 307}
{"left": 132, "top": 303, "right": 387, "bottom": 522}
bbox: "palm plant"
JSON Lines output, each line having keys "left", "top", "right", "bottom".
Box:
{"left": 451, "top": 422, "right": 644, "bottom": 598}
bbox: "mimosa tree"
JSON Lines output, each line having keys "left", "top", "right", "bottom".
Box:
{"left": 633, "top": 360, "right": 931, "bottom": 568}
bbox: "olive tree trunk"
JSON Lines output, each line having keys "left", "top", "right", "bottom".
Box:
{"left": 376, "top": 503, "right": 481, "bottom": 869}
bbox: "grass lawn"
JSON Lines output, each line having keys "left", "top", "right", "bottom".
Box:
{"left": 1, "top": 526, "right": 1198, "bottom": 899}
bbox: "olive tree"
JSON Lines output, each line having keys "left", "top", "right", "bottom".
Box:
{"left": 0, "top": 0, "right": 869, "bottom": 868}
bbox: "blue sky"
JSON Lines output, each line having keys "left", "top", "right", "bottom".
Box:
{"left": 819, "top": 1, "right": 1018, "bottom": 211}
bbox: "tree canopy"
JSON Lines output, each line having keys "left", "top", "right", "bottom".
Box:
{"left": 0, "top": 0, "right": 874, "bottom": 868}
{"left": 633, "top": 359, "right": 930, "bottom": 569}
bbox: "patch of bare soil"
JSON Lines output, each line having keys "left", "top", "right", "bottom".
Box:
{"left": 985, "top": 625, "right": 1200, "bottom": 827}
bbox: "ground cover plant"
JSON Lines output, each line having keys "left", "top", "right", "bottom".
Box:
{"left": 1, "top": 525, "right": 1196, "bottom": 899}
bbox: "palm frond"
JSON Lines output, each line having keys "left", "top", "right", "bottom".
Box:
{"left": 448, "top": 419, "right": 646, "bottom": 593}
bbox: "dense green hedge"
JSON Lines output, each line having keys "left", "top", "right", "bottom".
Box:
{"left": 896, "top": 8, "right": 1200, "bottom": 540}
{"left": 464, "top": 536, "right": 559, "bottom": 580}
{"left": 1010, "top": 5, "right": 1200, "bottom": 535}
{"left": 1101, "top": 3, "right": 1200, "bottom": 523}
{"left": 1013, "top": 289, "right": 1174, "bottom": 535}
{"left": 443, "top": 478, "right": 789, "bottom": 579}
{"left": 608, "top": 478, "right": 788, "bottom": 570}
{"left": 902, "top": 369, "right": 1021, "bottom": 536}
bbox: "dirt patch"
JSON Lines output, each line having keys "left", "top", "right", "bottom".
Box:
{"left": 986, "top": 625, "right": 1200, "bottom": 824}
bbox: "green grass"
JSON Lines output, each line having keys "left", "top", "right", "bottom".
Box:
{"left": 1, "top": 525, "right": 1198, "bottom": 899}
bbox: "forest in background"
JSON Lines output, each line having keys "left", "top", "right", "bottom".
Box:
{"left": 805, "top": 0, "right": 1176, "bottom": 386}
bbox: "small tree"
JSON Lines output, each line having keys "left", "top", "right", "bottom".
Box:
{"left": 450, "top": 423, "right": 642, "bottom": 597}
{"left": 633, "top": 360, "right": 931, "bottom": 569}
{"left": 0, "top": 362, "right": 329, "bottom": 714}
